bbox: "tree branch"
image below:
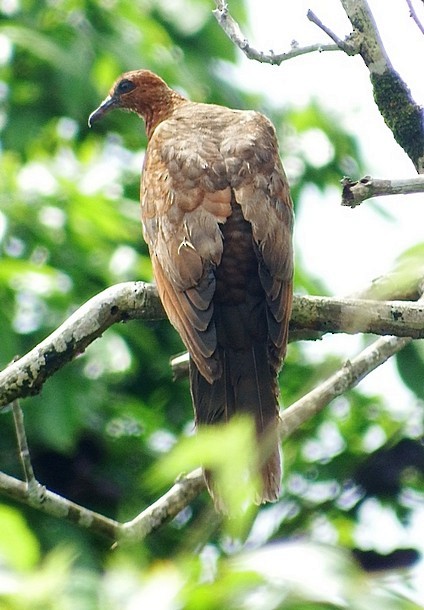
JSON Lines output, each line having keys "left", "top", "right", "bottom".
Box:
{"left": 290, "top": 295, "right": 424, "bottom": 338}
{"left": 341, "top": 175, "right": 424, "bottom": 207}
{"left": 0, "top": 467, "right": 205, "bottom": 542}
{"left": 280, "top": 290, "right": 424, "bottom": 442}
{"left": 280, "top": 334, "right": 412, "bottom": 439}
{"left": 171, "top": 293, "right": 424, "bottom": 378}
{"left": 337, "top": 0, "right": 424, "bottom": 173}
{"left": 0, "top": 470, "right": 120, "bottom": 539}
{"left": 0, "top": 282, "right": 164, "bottom": 408}
{"left": 119, "top": 469, "right": 205, "bottom": 542}
{"left": 405, "top": 0, "right": 424, "bottom": 36}
{"left": 11, "top": 400, "right": 41, "bottom": 499}
{"left": 212, "top": 0, "right": 340, "bottom": 65}
{"left": 1, "top": 330, "right": 414, "bottom": 538}
{"left": 2, "top": 282, "right": 424, "bottom": 407}
{"left": 2, "top": 395, "right": 205, "bottom": 542}
{"left": 212, "top": 1, "right": 424, "bottom": 171}
{"left": 306, "top": 10, "right": 358, "bottom": 54}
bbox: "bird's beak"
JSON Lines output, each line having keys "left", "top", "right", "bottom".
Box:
{"left": 88, "top": 95, "right": 119, "bottom": 127}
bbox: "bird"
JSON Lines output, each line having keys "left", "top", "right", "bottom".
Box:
{"left": 89, "top": 69, "right": 294, "bottom": 509}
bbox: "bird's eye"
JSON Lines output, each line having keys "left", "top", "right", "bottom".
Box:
{"left": 116, "top": 79, "right": 136, "bottom": 95}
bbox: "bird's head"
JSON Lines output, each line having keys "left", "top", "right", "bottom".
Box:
{"left": 88, "top": 69, "right": 185, "bottom": 134}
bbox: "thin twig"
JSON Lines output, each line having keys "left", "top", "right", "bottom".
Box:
{"left": 341, "top": 175, "right": 424, "bottom": 207}
{"left": 11, "top": 400, "right": 41, "bottom": 499}
{"left": 212, "top": 1, "right": 340, "bottom": 65}
{"left": 280, "top": 335, "right": 411, "bottom": 439}
{"left": 405, "top": 0, "right": 424, "bottom": 35}
{"left": 307, "top": 9, "right": 358, "bottom": 54}
{"left": 0, "top": 467, "right": 205, "bottom": 543}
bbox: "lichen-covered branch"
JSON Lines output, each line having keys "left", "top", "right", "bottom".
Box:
{"left": 290, "top": 295, "right": 424, "bottom": 338}
{"left": 171, "top": 292, "right": 424, "bottom": 377}
{"left": 338, "top": 0, "right": 424, "bottom": 172}
{"left": 119, "top": 469, "right": 205, "bottom": 542}
{"left": 341, "top": 175, "right": 424, "bottom": 207}
{"left": 0, "top": 282, "right": 164, "bottom": 408}
{"left": 280, "top": 295, "right": 422, "bottom": 439}
{"left": 1, "top": 328, "right": 413, "bottom": 537}
{"left": 212, "top": 0, "right": 339, "bottom": 65}
{"left": 2, "top": 282, "right": 424, "bottom": 408}
{"left": 0, "top": 468, "right": 205, "bottom": 542}
{"left": 0, "top": 470, "right": 121, "bottom": 539}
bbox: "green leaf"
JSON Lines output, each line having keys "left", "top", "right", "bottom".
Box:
{"left": 0, "top": 505, "right": 40, "bottom": 570}
{"left": 396, "top": 342, "right": 424, "bottom": 400}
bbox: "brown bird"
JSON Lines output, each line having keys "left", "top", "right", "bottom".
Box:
{"left": 89, "top": 70, "right": 294, "bottom": 508}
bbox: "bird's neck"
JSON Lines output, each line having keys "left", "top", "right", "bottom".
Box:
{"left": 138, "top": 91, "right": 188, "bottom": 139}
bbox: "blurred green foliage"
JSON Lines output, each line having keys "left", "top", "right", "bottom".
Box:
{"left": 0, "top": 0, "right": 423, "bottom": 607}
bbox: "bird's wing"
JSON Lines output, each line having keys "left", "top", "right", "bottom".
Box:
{"left": 141, "top": 116, "right": 232, "bottom": 381}
{"left": 221, "top": 111, "right": 294, "bottom": 369}
{"left": 142, "top": 107, "right": 293, "bottom": 381}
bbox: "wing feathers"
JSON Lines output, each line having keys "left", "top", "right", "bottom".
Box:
{"left": 152, "top": 257, "right": 219, "bottom": 380}
{"left": 142, "top": 104, "right": 293, "bottom": 382}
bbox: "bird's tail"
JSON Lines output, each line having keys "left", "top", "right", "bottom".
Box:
{"left": 189, "top": 340, "right": 281, "bottom": 511}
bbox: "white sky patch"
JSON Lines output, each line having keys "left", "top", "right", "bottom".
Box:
{"left": 299, "top": 128, "right": 335, "bottom": 167}
{"left": 83, "top": 332, "right": 132, "bottom": 379}
{"left": 238, "top": 542, "right": 348, "bottom": 607}
{"left": 17, "top": 162, "right": 58, "bottom": 197}
{"left": 302, "top": 420, "right": 346, "bottom": 462}
{"left": 38, "top": 206, "right": 66, "bottom": 230}
{"left": 0, "top": 34, "right": 12, "bottom": 65}
{"left": 0, "top": 210, "right": 7, "bottom": 242}
{"left": 109, "top": 245, "right": 138, "bottom": 279}
{"left": 56, "top": 117, "right": 78, "bottom": 141}
{"left": 147, "top": 429, "right": 177, "bottom": 454}
{"left": 355, "top": 498, "right": 407, "bottom": 553}
{"left": 53, "top": 146, "right": 80, "bottom": 180}
{"left": 361, "top": 424, "right": 387, "bottom": 453}
{"left": 11, "top": 272, "right": 54, "bottom": 296}
{"left": 0, "top": 0, "right": 19, "bottom": 15}
{"left": 239, "top": 2, "right": 424, "bottom": 596}
{"left": 79, "top": 160, "right": 122, "bottom": 196}
{"left": 79, "top": 139, "right": 139, "bottom": 197}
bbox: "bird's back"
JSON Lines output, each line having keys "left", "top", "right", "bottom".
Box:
{"left": 141, "top": 101, "right": 293, "bottom": 507}
{"left": 89, "top": 69, "right": 294, "bottom": 508}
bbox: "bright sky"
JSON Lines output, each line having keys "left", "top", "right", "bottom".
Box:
{"left": 235, "top": 0, "right": 423, "bottom": 412}
{"left": 237, "top": 0, "right": 424, "bottom": 294}
{"left": 230, "top": 0, "right": 424, "bottom": 423}
{"left": 237, "top": 0, "right": 424, "bottom": 601}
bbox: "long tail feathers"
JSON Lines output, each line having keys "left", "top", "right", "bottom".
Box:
{"left": 190, "top": 342, "right": 282, "bottom": 511}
